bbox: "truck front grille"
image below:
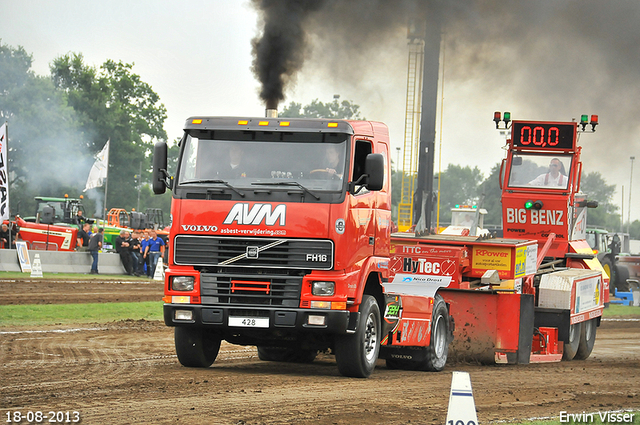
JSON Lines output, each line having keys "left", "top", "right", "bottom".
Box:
{"left": 174, "top": 235, "right": 333, "bottom": 270}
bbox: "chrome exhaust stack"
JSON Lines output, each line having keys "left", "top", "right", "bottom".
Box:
{"left": 265, "top": 108, "right": 278, "bottom": 118}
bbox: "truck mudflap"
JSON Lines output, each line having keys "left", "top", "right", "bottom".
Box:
{"left": 440, "top": 289, "right": 535, "bottom": 364}
{"left": 163, "top": 304, "right": 351, "bottom": 335}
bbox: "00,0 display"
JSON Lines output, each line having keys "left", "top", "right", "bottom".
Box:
{"left": 511, "top": 122, "right": 575, "bottom": 150}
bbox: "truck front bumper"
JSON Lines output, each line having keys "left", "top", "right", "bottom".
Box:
{"left": 163, "top": 304, "right": 355, "bottom": 335}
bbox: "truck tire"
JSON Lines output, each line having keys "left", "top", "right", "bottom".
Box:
{"left": 574, "top": 318, "right": 597, "bottom": 360}
{"left": 385, "top": 295, "right": 450, "bottom": 372}
{"left": 257, "top": 346, "right": 317, "bottom": 363}
{"left": 174, "top": 327, "right": 221, "bottom": 368}
{"left": 421, "top": 294, "right": 450, "bottom": 371}
{"left": 562, "top": 322, "right": 582, "bottom": 361}
{"left": 615, "top": 264, "right": 630, "bottom": 292}
{"left": 335, "top": 295, "right": 381, "bottom": 378}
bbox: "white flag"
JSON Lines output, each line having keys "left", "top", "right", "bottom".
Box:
{"left": 0, "top": 123, "right": 9, "bottom": 221}
{"left": 84, "top": 139, "right": 110, "bottom": 192}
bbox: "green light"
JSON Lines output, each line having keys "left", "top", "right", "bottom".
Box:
{"left": 504, "top": 112, "right": 511, "bottom": 121}
{"left": 525, "top": 200, "right": 534, "bottom": 209}
{"left": 580, "top": 114, "right": 588, "bottom": 123}
{"left": 455, "top": 204, "right": 460, "bottom": 208}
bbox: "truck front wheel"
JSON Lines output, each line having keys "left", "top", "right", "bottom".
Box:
{"left": 174, "top": 327, "right": 221, "bottom": 368}
{"left": 335, "top": 295, "right": 381, "bottom": 378}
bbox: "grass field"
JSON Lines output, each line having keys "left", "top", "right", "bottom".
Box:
{"left": 0, "top": 301, "right": 163, "bottom": 327}
{"left": 0, "top": 271, "right": 150, "bottom": 281}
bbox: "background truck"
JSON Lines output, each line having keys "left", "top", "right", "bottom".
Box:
{"left": 152, "top": 114, "right": 607, "bottom": 378}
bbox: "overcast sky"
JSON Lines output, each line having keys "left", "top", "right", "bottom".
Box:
{"left": 3, "top": 0, "right": 640, "bottom": 223}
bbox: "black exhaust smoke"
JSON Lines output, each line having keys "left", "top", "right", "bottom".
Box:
{"left": 251, "top": 0, "right": 325, "bottom": 110}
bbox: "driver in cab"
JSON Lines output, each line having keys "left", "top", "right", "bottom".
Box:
{"left": 311, "top": 144, "right": 343, "bottom": 179}
{"left": 528, "top": 158, "right": 568, "bottom": 187}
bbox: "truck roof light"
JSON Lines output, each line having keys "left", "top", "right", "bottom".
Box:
{"left": 237, "top": 120, "right": 248, "bottom": 125}
{"left": 503, "top": 112, "right": 511, "bottom": 124}
{"left": 192, "top": 119, "right": 202, "bottom": 124}
{"left": 258, "top": 121, "right": 269, "bottom": 126}
{"left": 590, "top": 114, "right": 598, "bottom": 131}
{"left": 493, "top": 111, "right": 501, "bottom": 128}
{"left": 328, "top": 122, "right": 338, "bottom": 128}
{"left": 279, "top": 121, "right": 290, "bottom": 127}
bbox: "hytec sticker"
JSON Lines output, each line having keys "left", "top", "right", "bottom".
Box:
{"left": 505, "top": 208, "right": 564, "bottom": 225}
{"left": 223, "top": 203, "right": 286, "bottom": 226}
{"left": 389, "top": 256, "right": 456, "bottom": 276}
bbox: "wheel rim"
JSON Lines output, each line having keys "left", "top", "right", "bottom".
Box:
{"left": 363, "top": 312, "right": 378, "bottom": 362}
{"left": 433, "top": 314, "right": 447, "bottom": 358}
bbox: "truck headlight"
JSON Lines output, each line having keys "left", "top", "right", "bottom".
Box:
{"left": 172, "top": 276, "right": 195, "bottom": 291}
{"left": 312, "top": 281, "right": 335, "bottom": 296}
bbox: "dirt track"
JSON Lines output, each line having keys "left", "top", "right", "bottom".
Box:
{"left": 1, "top": 280, "right": 639, "bottom": 424}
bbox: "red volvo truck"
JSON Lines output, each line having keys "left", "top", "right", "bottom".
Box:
{"left": 152, "top": 115, "right": 606, "bottom": 378}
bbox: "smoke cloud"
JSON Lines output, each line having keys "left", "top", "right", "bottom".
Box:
{"left": 250, "top": 0, "right": 640, "bottom": 208}
{"left": 250, "top": 0, "right": 326, "bottom": 109}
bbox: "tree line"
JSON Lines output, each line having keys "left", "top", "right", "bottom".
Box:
{"left": 0, "top": 41, "right": 174, "bottom": 220}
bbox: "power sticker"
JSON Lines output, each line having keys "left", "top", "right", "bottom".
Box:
{"left": 472, "top": 246, "right": 512, "bottom": 271}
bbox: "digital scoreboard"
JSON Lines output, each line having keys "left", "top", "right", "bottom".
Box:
{"left": 511, "top": 121, "right": 576, "bottom": 150}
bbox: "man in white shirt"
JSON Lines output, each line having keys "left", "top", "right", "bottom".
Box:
{"left": 529, "top": 158, "right": 568, "bottom": 187}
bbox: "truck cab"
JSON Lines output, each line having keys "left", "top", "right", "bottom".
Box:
{"left": 154, "top": 116, "right": 390, "bottom": 377}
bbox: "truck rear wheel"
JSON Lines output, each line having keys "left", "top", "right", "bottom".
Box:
{"left": 257, "top": 346, "right": 317, "bottom": 363}
{"left": 421, "top": 294, "right": 450, "bottom": 371}
{"left": 574, "top": 318, "right": 597, "bottom": 360}
{"left": 562, "top": 322, "right": 582, "bottom": 361}
{"left": 335, "top": 295, "right": 381, "bottom": 378}
{"left": 385, "top": 294, "right": 450, "bottom": 372}
{"left": 174, "top": 327, "right": 221, "bottom": 368}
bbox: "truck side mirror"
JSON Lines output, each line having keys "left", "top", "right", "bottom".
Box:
{"left": 152, "top": 141, "right": 170, "bottom": 194}
{"left": 365, "top": 153, "right": 385, "bottom": 191}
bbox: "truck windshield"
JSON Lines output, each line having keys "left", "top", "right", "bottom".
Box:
{"left": 177, "top": 133, "right": 348, "bottom": 192}
{"left": 507, "top": 153, "right": 573, "bottom": 190}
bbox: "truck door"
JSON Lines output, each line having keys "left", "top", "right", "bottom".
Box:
{"left": 348, "top": 139, "right": 376, "bottom": 261}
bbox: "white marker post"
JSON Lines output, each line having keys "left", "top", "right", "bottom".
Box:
{"left": 445, "top": 371, "right": 478, "bottom": 425}
{"left": 153, "top": 256, "right": 165, "bottom": 281}
{"left": 30, "top": 253, "right": 43, "bottom": 278}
